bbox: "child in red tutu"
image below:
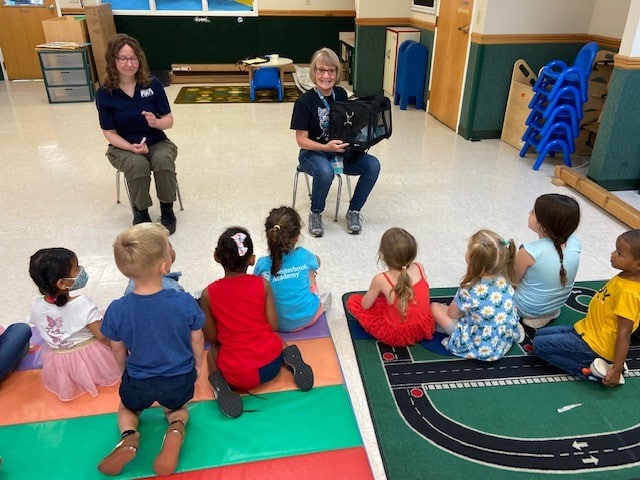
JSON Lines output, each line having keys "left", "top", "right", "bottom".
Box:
{"left": 346, "top": 228, "right": 435, "bottom": 346}
{"left": 28, "top": 248, "right": 120, "bottom": 401}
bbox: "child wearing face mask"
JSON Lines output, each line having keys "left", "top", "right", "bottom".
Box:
{"left": 28, "top": 248, "right": 120, "bottom": 401}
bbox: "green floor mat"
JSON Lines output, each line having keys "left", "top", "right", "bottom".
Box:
{"left": 345, "top": 281, "right": 640, "bottom": 480}
{"left": 0, "top": 385, "right": 362, "bottom": 479}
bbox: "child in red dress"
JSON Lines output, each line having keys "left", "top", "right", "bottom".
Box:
{"left": 200, "top": 227, "right": 314, "bottom": 418}
{"left": 347, "top": 227, "right": 435, "bottom": 346}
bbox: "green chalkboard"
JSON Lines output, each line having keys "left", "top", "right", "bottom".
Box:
{"left": 115, "top": 15, "right": 355, "bottom": 71}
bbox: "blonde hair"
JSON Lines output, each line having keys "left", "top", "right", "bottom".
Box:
{"left": 379, "top": 228, "right": 418, "bottom": 317}
{"left": 113, "top": 223, "right": 170, "bottom": 279}
{"left": 309, "top": 47, "right": 342, "bottom": 87}
{"left": 461, "top": 229, "right": 517, "bottom": 288}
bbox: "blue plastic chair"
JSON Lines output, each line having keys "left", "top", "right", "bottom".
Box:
{"left": 250, "top": 67, "right": 283, "bottom": 102}
{"left": 533, "top": 42, "right": 599, "bottom": 103}
{"left": 394, "top": 40, "right": 428, "bottom": 110}
{"left": 525, "top": 104, "right": 580, "bottom": 137}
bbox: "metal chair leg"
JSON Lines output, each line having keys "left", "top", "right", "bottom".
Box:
{"left": 117, "top": 169, "right": 184, "bottom": 212}
{"left": 116, "top": 170, "right": 121, "bottom": 204}
{"left": 292, "top": 168, "right": 300, "bottom": 209}
{"left": 334, "top": 174, "right": 343, "bottom": 222}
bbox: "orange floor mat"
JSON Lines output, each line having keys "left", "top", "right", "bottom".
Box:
{"left": 2, "top": 337, "right": 342, "bottom": 426}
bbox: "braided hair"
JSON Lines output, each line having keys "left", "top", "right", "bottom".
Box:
{"left": 29, "top": 248, "right": 76, "bottom": 307}
{"left": 534, "top": 194, "right": 580, "bottom": 287}
{"left": 264, "top": 206, "right": 301, "bottom": 276}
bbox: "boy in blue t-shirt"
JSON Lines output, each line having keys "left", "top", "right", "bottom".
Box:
{"left": 98, "top": 223, "right": 204, "bottom": 476}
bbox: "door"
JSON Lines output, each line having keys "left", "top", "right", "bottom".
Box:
{"left": 0, "top": 0, "right": 57, "bottom": 80}
{"left": 428, "top": 0, "right": 473, "bottom": 131}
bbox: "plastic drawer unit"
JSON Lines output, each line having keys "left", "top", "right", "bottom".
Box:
{"left": 37, "top": 47, "right": 95, "bottom": 103}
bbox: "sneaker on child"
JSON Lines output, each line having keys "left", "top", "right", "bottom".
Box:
{"left": 208, "top": 371, "right": 243, "bottom": 418}
{"left": 587, "top": 358, "right": 627, "bottom": 385}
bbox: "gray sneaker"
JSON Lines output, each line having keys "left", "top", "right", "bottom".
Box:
{"left": 345, "top": 210, "right": 362, "bottom": 234}
{"left": 308, "top": 211, "right": 324, "bottom": 237}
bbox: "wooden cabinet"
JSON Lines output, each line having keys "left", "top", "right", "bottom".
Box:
{"left": 383, "top": 27, "right": 421, "bottom": 97}
{"left": 37, "top": 47, "right": 95, "bottom": 103}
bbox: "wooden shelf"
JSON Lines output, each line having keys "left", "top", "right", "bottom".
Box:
{"left": 169, "top": 63, "right": 295, "bottom": 84}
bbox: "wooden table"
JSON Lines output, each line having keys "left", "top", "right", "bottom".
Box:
{"left": 244, "top": 57, "right": 293, "bottom": 85}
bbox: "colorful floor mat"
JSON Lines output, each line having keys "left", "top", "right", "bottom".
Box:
{"left": 344, "top": 281, "right": 640, "bottom": 480}
{"left": 174, "top": 85, "right": 300, "bottom": 104}
{"left": 1, "top": 326, "right": 372, "bottom": 479}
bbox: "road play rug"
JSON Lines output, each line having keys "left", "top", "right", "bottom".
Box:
{"left": 174, "top": 85, "right": 301, "bottom": 104}
{"left": 344, "top": 280, "right": 640, "bottom": 480}
{"left": 0, "top": 315, "right": 373, "bottom": 479}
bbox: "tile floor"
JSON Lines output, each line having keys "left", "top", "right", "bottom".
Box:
{"left": 1, "top": 79, "right": 638, "bottom": 479}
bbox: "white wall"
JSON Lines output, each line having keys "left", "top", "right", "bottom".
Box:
{"left": 620, "top": 0, "right": 640, "bottom": 55}
{"left": 478, "top": 0, "right": 595, "bottom": 35}
{"left": 356, "top": 0, "right": 411, "bottom": 18}
{"left": 261, "top": 0, "right": 354, "bottom": 9}
{"left": 589, "top": 0, "right": 631, "bottom": 38}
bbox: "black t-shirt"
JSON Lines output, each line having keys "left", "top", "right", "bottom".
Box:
{"left": 290, "top": 87, "right": 348, "bottom": 144}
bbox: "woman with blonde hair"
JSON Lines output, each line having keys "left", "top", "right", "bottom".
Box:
{"left": 290, "top": 47, "right": 380, "bottom": 237}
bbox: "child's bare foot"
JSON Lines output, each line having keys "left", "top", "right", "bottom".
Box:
{"left": 153, "top": 420, "right": 185, "bottom": 476}
{"left": 97, "top": 431, "right": 139, "bottom": 476}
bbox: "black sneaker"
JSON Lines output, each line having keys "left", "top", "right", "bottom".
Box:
{"left": 160, "top": 205, "right": 177, "bottom": 235}
{"left": 283, "top": 344, "right": 314, "bottom": 391}
{"left": 208, "top": 371, "right": 243, "bottom": 418}
{"left": 132, "top": 208, "right": 151, "bottom": 225}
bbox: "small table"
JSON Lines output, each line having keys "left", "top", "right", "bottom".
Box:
{"left": 245, "top": 57, "right": 293, "bottom": 86}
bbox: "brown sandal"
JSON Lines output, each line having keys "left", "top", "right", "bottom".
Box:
{"left": 97, "top": 431, "right": 139, "bottom": 476}
{"left": 153, "top": 420, "right": 185, "bottom": 476}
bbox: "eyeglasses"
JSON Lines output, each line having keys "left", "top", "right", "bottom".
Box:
{"left": 116, "top": 56, "right": 139, "bottom": 64}
{"left": 315, "top": 68, "right": 337, "bottom": 77}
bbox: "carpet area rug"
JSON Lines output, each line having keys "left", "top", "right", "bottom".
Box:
{"left": 174, "top": 85, "right": 301, "bottom": 104}
{"left": 344, "top": 280, "right": 640, "bottom": 480}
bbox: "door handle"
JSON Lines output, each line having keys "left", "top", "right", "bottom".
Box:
{"left": 457, "top": 25, "right": 470, "bottom": 33}
{"left": 48, "top": 3, "right": 55, "bottom": 10}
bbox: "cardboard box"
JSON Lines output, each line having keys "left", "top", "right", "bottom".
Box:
{"left": 501, "top": 59, "right": 538, "bottom": 149}
{"left": 84, "top": 4, "right": 117, "bottom": 83}
{"left": 42, "top": 16, "right": 89, "bottom": 44}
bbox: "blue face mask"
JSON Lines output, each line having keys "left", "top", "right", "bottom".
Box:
{"left": 68, "top": 266, "right": 89, "bottom": 291}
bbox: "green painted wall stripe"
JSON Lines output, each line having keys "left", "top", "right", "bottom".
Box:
{"left": 588, "top": 67, "right": 640, "bottom": 190}
{"left": 0, "top": 385, "right": 362, "bottom": 480}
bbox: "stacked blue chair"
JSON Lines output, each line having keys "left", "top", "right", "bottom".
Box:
{"left": 519, "top": 42, "right": 599, "bottom": 170}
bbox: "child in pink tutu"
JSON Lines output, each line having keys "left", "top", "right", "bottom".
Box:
{"left": 346, "top": 228, "right": 435, "bottom": 346}
{"left": 28, "top": 248, "right": 120, "bottom": 401}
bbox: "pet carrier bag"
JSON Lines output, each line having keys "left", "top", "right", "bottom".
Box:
{"left": 329, "top": 95, "right": 392, "bottom": 156}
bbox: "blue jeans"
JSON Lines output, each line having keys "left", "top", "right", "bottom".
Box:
{"left": 298, "top": 149, "right": 380, "bottom": 213}
{"left": 532, "top": 325, "right": 597, "bottom": 377}
{"left": 0, "top": 323, "right": 32, "bottom": 382}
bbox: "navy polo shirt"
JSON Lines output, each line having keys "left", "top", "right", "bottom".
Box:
{"left": 96, "top": 77, "right": 170, "bottom": 146}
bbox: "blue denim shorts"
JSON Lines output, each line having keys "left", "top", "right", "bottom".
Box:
{"left": 120, "top": 368, "right": 197, "bottom": 412}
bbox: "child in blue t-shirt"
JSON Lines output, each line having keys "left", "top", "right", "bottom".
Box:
{"left": 253, "top": 206, "right": 324, "bottom": 332}
{"left": 99, "top": 223, "right": 204, "bottom": 477}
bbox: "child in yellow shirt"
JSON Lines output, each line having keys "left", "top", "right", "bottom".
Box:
{"left": 533, "top": 229, "right": 640, "bottom": 387}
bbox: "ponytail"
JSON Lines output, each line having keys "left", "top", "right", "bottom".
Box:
{"left": 393, "top": 265, "right": 415, "bottom": 318}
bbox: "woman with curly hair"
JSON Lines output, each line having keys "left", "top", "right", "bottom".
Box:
{"left": 96, "top": 34, "right": 179, "bottom": 234}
